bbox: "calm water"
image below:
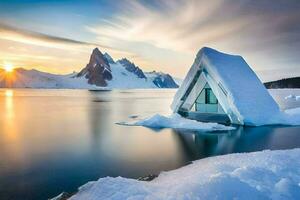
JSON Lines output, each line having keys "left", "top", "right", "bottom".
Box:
{"left": 0, "top": 89, "right": 300, "bottom": 200}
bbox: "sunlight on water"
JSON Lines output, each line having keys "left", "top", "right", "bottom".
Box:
{"left": 2, "top": 89, "right": 25, "bottom": 173}
{"left": 5, "top": 89, "right": 13, "bottom": 97}
{"left": 5, "top": 89, "right": 14, "bottom": 119}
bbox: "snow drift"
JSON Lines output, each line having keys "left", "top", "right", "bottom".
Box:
{"left": 69, "top": 148, "right": 300, "bottom": 200}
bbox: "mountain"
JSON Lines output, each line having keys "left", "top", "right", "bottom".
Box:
{"left": 77, "top": 48, "right": 112, "bottom": 87}
{"left": 264, "top": 77, "right": 300, "bottom": 89}
{"left": 145, "top": 71, "right": 179, "bottom": 88}
{"left": 0, "top": 48, "right": 179, "bottom": 89}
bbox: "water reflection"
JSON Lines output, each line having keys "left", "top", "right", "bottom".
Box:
{"left": 5, "top": 89, "right": 14, "bottom": 119}
{"left": 2, "top": 89, "right": 24, "bottom": 170}
{"left": 174, "top": 125, "right": 300, "bottom": 161}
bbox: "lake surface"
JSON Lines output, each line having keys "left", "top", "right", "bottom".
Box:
{"left": 0, "top": 89, "right": 300, "bottom": 200}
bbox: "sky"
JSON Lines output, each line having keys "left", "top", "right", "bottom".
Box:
{"left": 0, "top": 0, "right": 299, "bottom": 81}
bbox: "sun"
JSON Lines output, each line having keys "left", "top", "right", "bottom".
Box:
{"left": 4, "top": 63, "right": 14, "bottom": 72}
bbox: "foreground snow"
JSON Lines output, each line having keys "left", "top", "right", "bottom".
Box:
{"left": 69, "top": 148, "right": 300, "bottom": 200}
{"left": 117, "top": 113, "right": 235, "bottom": 131}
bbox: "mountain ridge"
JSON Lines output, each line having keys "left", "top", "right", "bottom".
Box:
{"left": 0, "top": 48, "right": 179, "bottom": 89}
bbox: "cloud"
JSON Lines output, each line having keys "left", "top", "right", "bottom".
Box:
{"left": 91, "top": 0, "right": 300, "bottom": 51}
{"left": 87, "top": 0, "right": 300, "bottom": 78}
{"left": 0, "top": 23, "right": 144, "bottom": 68}
{"left": 86, "top": 0, "right": 259, "bottom": 52}
{"left": 0, "top": 23, "right": 113, "bottom": 51}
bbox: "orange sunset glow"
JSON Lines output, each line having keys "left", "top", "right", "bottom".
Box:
{"left": 3, "top": 63, "right": 14, "bottom": 72}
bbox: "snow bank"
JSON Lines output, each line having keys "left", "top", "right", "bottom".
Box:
{"left": 69, "top": 148, "right": 300, "bottom": 200}
{"left": 117, "top": 113, "right": 235, "bottom": 131}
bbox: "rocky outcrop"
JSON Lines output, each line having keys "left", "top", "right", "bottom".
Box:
{"left": 117, "top": 58, "right": 146, "bottom": 79}
{"left": 77, "top": 48, "right": 112, "bottom": 87}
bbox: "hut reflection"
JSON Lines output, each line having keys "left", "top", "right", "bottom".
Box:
{"left": 172, "top": 126, "right": 280, "bottom": 160}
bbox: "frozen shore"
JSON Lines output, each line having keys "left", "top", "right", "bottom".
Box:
{"left": 68, "top": 148, "right": 300, "bottom": 200}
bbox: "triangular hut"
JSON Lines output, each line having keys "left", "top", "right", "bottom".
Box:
{"left": 171, "top": 47, "right": 280, "bottom": 125}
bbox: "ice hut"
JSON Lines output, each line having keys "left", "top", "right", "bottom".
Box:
{"left": 171, "top": 47, "right": 280, "bottom": 126}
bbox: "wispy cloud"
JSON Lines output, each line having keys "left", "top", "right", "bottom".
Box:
{"left": 86, "top": 0, "right": 262, "bottom": 52}
{"left": 0, "top": 23, "right": 112, "bottom": 51}
{"left": 87, "top": 0, "right": 230, "bottom": 52}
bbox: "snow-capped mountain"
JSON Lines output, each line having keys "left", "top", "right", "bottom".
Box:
{"left": 76, "top": 48, "right": 113, "bottom": 87}
{"left": 145, "top": 71, "right": 179, "bottom": 88}
{"left": 0, "top": 48, "right": 179, "bottom": 89}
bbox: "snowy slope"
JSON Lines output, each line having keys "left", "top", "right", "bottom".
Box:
{"left": 0, "top": 68, "right": 100, "bottom": 89}
{"left": 107, "top": 62, "right": 157, "bottom": 89}
{"left": 69, "top": 148, "right": 300, "bottom": 200}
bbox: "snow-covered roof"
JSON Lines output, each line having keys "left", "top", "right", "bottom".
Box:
{"left": 171, "top": 47, "right": 280, "bottom": 125}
